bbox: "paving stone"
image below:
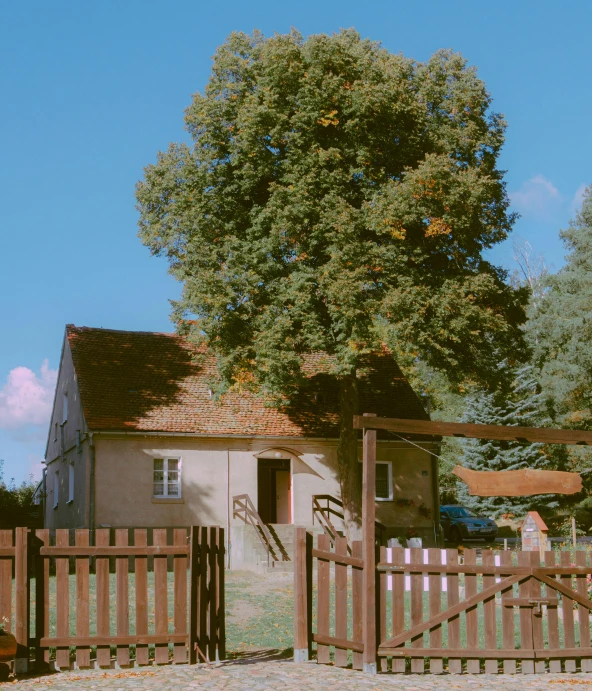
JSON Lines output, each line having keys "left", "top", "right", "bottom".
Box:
{"left": 7, "top": 659, "right": 592, "bottom": 690}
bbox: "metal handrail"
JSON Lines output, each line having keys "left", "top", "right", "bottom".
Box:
{"left": 232, "top": 494, "right": 279, "bottom": 566}
{"left": 312, "top": 494, "right": 386, "bottom": 548}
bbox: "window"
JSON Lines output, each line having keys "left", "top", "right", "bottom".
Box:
{"left": 62, "top": 393, "right": 68, "bottom": 424}
{"left": 53, "top": 471, "right": 59, "bottom": 509}
{"left": 54, "top": 422, "right": 58, "bottom": 442}
{"left": 358, "top": 460, "right": 393, "bottom": 501}
{"left": 68, "top": 463, "right": 74, "bottom": 503}
{"left": 153, "top": 458, "right": 181, "bottom": 498}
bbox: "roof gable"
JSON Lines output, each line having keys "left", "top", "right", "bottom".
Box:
{"left": 66, "top": 324, "right": 429, "bottom": 438}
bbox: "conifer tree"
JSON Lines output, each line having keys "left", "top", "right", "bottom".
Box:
{"left": 457, "top": 363, "right": 560, "bottom": 518}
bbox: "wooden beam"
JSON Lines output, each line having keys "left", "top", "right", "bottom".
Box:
{"left": 353, "top": 416, "right": 592, "bottom": 446}
{"left": 362, "top": 414, "right": 377, "bottom": 674}
{"left": 453, "top": 466, "right": 582, "bottom": 496}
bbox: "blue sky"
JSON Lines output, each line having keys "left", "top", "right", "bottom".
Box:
{"left": 0, "top": 1, "right": 590, "bottom": 483}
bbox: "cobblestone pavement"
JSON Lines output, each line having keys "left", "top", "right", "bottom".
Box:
{"left": 6, "top": 656, "right": 592, "bottom": 691}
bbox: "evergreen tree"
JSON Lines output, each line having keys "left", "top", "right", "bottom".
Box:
{"left": 529, "top": 186, "right": 592, "bottom": 431}
{"left": 136, "top": 29, "right": 527, "bottom": 538}
{"left": 457, "top": 363, "right": 560, "bottom": 518}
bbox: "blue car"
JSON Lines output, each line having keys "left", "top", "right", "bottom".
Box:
{"left": 440, "top": 505, "right": 498, "bottom": 543}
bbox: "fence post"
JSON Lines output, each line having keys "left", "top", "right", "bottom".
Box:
{"left": 293, "top": 527, "right": 312, "bottom": 662}
{"left": 362, "top": 413, "right": 377, "bottom": 674}
{"left": 217, "top": 527, "right": 225, "bottom": 662}
{"left": 189, "top": 526, "right": 199, "bottom": 664}
{"left": 14, "top": 527, "right": 29, "bottom": 674}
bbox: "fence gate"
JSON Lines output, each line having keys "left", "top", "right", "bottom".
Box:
{"left": 0, "top": 525, "right": 224, "bottom": 673}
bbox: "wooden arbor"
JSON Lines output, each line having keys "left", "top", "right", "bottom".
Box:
{"left": 354, "top": 414, "right": 592, "bottom": 674}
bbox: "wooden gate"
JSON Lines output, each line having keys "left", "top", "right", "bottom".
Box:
{"left": 0, "top": 525, "right": 224, "bottom": 672}
{"left": 293, "top": 412, "right": 592, "bottom": 674}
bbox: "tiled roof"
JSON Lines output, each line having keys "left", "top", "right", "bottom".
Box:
{"left": 66, "top": 325, "right": 429, "bottom": 439}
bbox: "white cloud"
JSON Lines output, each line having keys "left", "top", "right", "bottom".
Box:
{"left": 0, "top": 360, "right": 57, "bottom": 430}
{"left": 510, "top": 175, "right": 562, "bottom": 220}
{"left": 571, "top": 183, "right": 589, "bottom": 215}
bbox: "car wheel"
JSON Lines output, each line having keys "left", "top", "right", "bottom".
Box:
{"left": 450, "top": 526, "right": 462, "bottom": 544}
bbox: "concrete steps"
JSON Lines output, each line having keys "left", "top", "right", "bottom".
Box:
{"left": 230, "top": 523, "right": 325, "bottom": 573}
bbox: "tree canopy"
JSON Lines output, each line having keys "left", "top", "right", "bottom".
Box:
{"left": 136, "top": 29, "right": 527, "bottom": 534}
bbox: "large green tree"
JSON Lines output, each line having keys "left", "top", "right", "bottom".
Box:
{"left": 136, "top": 29, "right": 527, "bottom": 538}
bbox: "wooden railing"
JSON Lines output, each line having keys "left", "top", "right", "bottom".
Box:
{"left": 232, "top": 494, "right": 282, "bottom": 567}
{"left": 312, "top": 494, "right": 385, "bottom": 549}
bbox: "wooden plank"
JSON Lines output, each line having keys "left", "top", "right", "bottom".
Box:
{"left": 409, "top": 547, "right": 424, "bottom": 674}
{"left": 55, "top": 529, "right": 70, "bottom": 670}
{"left": 316, "top": 533, "right": 331, "bottom": 664}
{"left": 334, "top": 536, "right": 348, "bottom": 667}
{"left": 352, "top": 415, "right": 592, "bottom": 446}
{"left": 173, "top": 529, "right": 188, "bottom": 664}
{"left": 362, "top": 418, "right": 377, "bottom": 673}
{"left": 453, "top": 466, "right": 581, "bottom": 497}
{"left": 380, "top": 647, "right": 535, "bottom": 659}
{"left": 134, "top": 530, "right": 149, "bottom": 666}
{"left": 544, "top": 551, "right": 561, "bottom": 673}
{"left": 576, "top": 550, "right": 592, "bottom": 672}
{"left": 95, "top": 529, "right": 111, "bottom": 668}
{"left": 500, "top": 550, "right": 516, "bottom": 674}
{"left": 390, "top": 547, "right": 405, "bottom": 673}
{"left": 198, "top": 527, "right": 209, "bottom": 662}
{"left": 446, "top": 548, "right": 461, "bottom": 674}
{"left": 427, "top": 548, "right": 443, "bottom": 674}
{"left": 313, "top": 633, "right": 363, "bottom": 653}
{"left": 115, "top": 529, "right": 130, "bottom": 668}
{"left": 75, "top": 530, "right": 90, "bottom": 669}
{"left": 482, "top": 550, "right": 498, "bottom": 674}
{"left": 311, "top": 549, "right": 363, "bottom": 569}
{"left": 517, "top": 551, "right": 534, "bottom": 674}
{"left": 35, "top": 529, "right": 50, "bottom": 668}
{"left": 0, "top": 532, "right": 12, "bottom": 647}
{"left": 379, "top": 545, "right": 387, "bottom": 672}
{"left": 293, "top": 527, "right": 309, "bottom": 659}
{"left": 217, "top": 528, "right": 225, "bottom": 662}
{"left": 154, "top": 528, "right": 169, "bottom": 664}
{"left": 464, "top": 549, "right": 479, "bottom": 674}
{"left": 208, "top": 527, "right": 218, "bottom": 662}
{"left": 188, "top": 527, "right": 199, "bottom": 665}
{"left": 40, "top": 545, "right": 190, "bottom": 556}
{"left": 529, "top": 551, "right": 545, "bottom": 673}
{"left": 0, "top": 547, "right": 15, "bottom": 558}
{"left": 378, "top": 563, "right": 533, "bottom": 574}
{"left": 561, "top": 550, "right": 576, "bottom": 673}
{"left": 14, "top": 527, "right": 29, "bottom": 673}
{"left": 41, "top": 634, "right": 188, "bottom": 647}
{"left": 352, "top": 540, "right": 363, "bottom": 670}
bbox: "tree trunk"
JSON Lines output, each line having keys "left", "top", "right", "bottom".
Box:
{"left": 337, "top": 372, "right": 363, "bottom": 542}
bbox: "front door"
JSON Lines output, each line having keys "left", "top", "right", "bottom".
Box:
{"left": 257, "top": 458, "right": 291, "bottom": 524}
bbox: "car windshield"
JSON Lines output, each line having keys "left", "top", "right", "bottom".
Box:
{"left": 445, "top": 507, "right": 479, "bottom": 518}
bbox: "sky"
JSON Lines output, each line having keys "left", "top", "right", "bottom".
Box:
{"left": 0, "top": 1, "right": 590, "bottom": 483}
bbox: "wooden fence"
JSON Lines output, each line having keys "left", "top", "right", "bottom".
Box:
{"left": 294, "top": 536, "right": 592, "bottom": 674}
{"left": 0, "top": 526, "right": 224, "bottom": 672}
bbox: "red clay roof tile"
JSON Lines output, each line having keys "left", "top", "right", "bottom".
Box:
{"left": 66, "top": 325, "right": 429, "bottom": 438}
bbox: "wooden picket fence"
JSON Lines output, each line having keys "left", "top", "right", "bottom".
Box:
{"left": 0, "top": 526, "right": 224, "bottom": 672}
{"left": 294, "top": 532, "right": 592, "bottom": 675}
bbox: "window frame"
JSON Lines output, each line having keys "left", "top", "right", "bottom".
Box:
{"left": 357, "top": 459, "right": 393, "bottom": 502}
{"left": 153, "top": 457, "right": 182, "bottom": 499}
{"left": 53, "top": 470, "right": 59, "bottom": 509}
{"left": 68, "top": 462, "right": 74, "bottom": 504}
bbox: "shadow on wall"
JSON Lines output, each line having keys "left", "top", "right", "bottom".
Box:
{"left": 181, "top": 476, "right": 218, "bottom": 526}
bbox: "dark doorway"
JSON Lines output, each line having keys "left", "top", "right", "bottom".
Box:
{"left": 257, "top": 458, "right": 291, "bottom": 524}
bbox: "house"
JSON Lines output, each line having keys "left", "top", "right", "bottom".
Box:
{"left": 43, "top": 325, "right": 441, "bottom": 565}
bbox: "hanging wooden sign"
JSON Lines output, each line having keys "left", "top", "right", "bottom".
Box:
{"left": 453, "top": 465, "right": 583, "bottom": 497}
